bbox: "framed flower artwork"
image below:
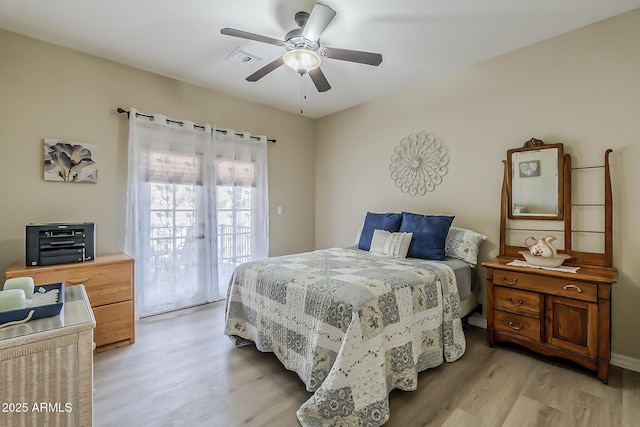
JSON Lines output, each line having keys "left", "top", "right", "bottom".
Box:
{"left": 43, "top": 139, "right": 98, "bottom": 183}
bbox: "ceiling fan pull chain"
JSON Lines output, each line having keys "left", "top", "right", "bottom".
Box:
{"left": 300, "top": 73, "right": 305, "bottom": 114}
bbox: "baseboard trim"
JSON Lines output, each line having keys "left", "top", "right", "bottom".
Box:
{"left": 468, "top": 315, "right": 486, "bottom": 329}
{"left": 611, "top": 353, "right": 640, "bottom": 373}
{"left": 466, "top": 315, "right": 640, "bottom": 373}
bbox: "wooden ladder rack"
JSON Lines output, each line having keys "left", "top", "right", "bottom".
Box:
{"left": 563, "top": 149, "right": 613, "bottom": 267}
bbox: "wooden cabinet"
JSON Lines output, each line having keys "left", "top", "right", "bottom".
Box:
{"left": 0, "top": 285, "right": 95, "bottom": 426}
{"left": 4, "top": 253, "right": 135, "bottom": 352}
{"left": 483, "top": 258, "right": 616, "bottom": 383}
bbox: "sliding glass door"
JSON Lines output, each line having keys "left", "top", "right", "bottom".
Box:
{"left": 147, "top": 182, "right": 208, "bottom": 313}
{"left": 125, "top": 110, "right": 268, "bottom": 317}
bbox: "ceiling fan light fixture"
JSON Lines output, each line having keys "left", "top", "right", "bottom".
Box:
{"left": 283, "top": 49, "right": 321, "bottom": 75}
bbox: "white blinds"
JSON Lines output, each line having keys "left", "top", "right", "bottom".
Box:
{"left": 145, "top": 152, "right": 255, "bottom": 187}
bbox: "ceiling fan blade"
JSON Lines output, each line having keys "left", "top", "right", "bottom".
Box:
{"left": 220, "top": 28, "right": 284, "bottom": 46}
{"left": 301, "top": 4, "right": 336, "bottom": 41}
{"left": 246, "top": 57, "right": 284, "bottom": 82}
{"left": 322, "top": 47, "right": 383, "bottom": 66}
{"left": 308, "top": 67, "right": 331, "bottom": 92}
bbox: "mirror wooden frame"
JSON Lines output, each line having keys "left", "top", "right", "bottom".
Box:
{"left": 499, "top": 138, "right": 614, "bottom": 268}
{"left": 507, "top": 139, "right": 564, "bottom": 220}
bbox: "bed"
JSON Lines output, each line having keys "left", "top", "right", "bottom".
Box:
{"left": 224, "top": 212, "right": 486, "bottom": 426}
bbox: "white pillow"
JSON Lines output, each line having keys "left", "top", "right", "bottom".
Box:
{"left": 370, "top": 229, "right": 413, "bottom": 259}
{"left": 445, "top": 226, "right": 487, "bottom": 267}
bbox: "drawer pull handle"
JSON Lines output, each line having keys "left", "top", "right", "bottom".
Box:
{"left": 508, "top": 321, "right": 524, "bottom": 330}
{"left": 562, "top": 284, "right": 582, "bottom": 293}
{"left": 507, "top": 298, "right": 524, "bottom": 306}
{"left": 503, "top": 277, "right": 518, "bottom": 285}
{"left": 66, "top": 277, "right": 91, "bottom": 285}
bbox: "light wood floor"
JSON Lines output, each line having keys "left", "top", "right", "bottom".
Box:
{"left": 94, "top": 301, "right": 640, "bottom": 427}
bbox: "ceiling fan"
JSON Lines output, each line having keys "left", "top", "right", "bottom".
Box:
{"left": 220, "top": 3, "right": 383, "bottom": 93}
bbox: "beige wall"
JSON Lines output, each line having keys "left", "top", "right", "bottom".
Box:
{"left": 0, "top": 29, "right": 316, "bottom": 275}
{"left": 315, "top": 10, "right": 640, "bottom": 359}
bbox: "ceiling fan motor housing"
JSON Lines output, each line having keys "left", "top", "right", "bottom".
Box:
{"left": 220, "top": 3, "right": 381, "bottom": 94}
{"left": 285, "top": 11, "right": 320, "bottom": 52}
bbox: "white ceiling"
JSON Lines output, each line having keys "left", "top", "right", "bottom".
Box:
{"left": 1, "top": 0, "right": 638, "bottom": 119}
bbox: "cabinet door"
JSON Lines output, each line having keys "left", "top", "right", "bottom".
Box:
{"left": 545, "top": 295, "right": 598, "bottom": 357}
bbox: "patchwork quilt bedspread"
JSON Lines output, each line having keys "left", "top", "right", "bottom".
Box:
{"left": 224, "top": 247, "right": 466, "bottom": 427}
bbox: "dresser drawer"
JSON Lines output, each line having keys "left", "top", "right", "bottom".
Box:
{"left": 494, "top": 286, "right": 541, "bottom": 316}
{"left": 6, "top": 261, "right": 133, "bottom": 306}
{"left": 93, "top": 300, "right": 134, "bottom": 349}
{"left": 63, "top": 264, "right": 132, "bottom": 306}
{"left": 493, "top": 270, "right": 597, "bottom": 302}
{"left": 494, "top": 310, "right": 541, "bottom": 341}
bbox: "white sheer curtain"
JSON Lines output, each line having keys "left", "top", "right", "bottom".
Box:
{"left": 213, "top": 129, "right": 269, "bottom": 297}
{"left": 124, "top": 109, "right": 269, "bottom": 317}
{"left": 125, "top": 109, "right": 217, "bottom": 316}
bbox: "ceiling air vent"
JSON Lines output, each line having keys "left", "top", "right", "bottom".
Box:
{"left": 226, "top": 48, "right": 262, "bottom": 68}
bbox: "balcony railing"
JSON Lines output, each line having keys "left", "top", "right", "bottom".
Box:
{"left": 149, "top": 224, "right": 251, "bottom": 266}
{"left": 218, "top": 224, "right": 251, "bottom": 264}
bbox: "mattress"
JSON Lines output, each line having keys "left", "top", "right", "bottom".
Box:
{"left": 438, "top": 257, "right": 475, "bottom": 301}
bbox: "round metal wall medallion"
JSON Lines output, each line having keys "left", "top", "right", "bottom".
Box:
{"left": 389, "top": 132, "right": 449, "bottom": 196}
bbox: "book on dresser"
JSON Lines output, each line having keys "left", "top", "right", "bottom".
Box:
{"left": 4, "top": 253, "right": 135, "bottom": 352}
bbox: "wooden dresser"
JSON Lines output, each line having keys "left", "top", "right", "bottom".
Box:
{"left": 4, "top": 253, "right": 134, "bottom": 352}
{"left": 490, "top": 142, "right": 617, "bottom": 383}
{"left": 0, "top": 285, "right": 95, "bottom": 426}
{"left": 483, "top": 258, "right": 616, "bottom": 383}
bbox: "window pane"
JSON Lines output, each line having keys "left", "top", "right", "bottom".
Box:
{"left": 217, "top": 210, "right": 233, "bottom": 227}
{"left": 236, "top": 187, "right": 252, "bottom": 209}
{"left": 151, "top": 210, "right": 173, "bottom": 235}
{"left": 174, "top": 185, "right": 196, "bottom": 209}
{"left": 236, "top": 210, "right": 251, "bottom": 228}
{"left": 151, "top": 184, "right": 174, "bottom": 209}
{"left": 217, "top": 186, "right": 233, "bottom": 209}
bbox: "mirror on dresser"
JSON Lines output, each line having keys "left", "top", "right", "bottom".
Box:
{"left": 507, "top": 138, "right": 564, "bottom": 220}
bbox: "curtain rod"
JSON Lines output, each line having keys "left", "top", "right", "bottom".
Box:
{"left": 116, "top": 108, "right": 276, "bottom": 144}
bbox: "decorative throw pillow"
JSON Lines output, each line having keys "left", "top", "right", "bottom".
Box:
{"left": 399, "top": 212, "right": 455, "bottom": 260}
{"left": 369, "top": 229, "right": 413, "bottom": 259}
{"left": 357, "top": 212, "right": 403, "bottom": 251}
{"left": 369, "top": 229, "right": 388, "bottom": 254}
{"left": 445, "top": 226, "right": 487, "bottom": 267}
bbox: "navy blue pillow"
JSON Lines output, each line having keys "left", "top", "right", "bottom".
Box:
{"left": 357, "top": 212, "right": 402, "bottom": 251}
{"left": 399, "top": 212, "right": 455, "bottom": 260}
